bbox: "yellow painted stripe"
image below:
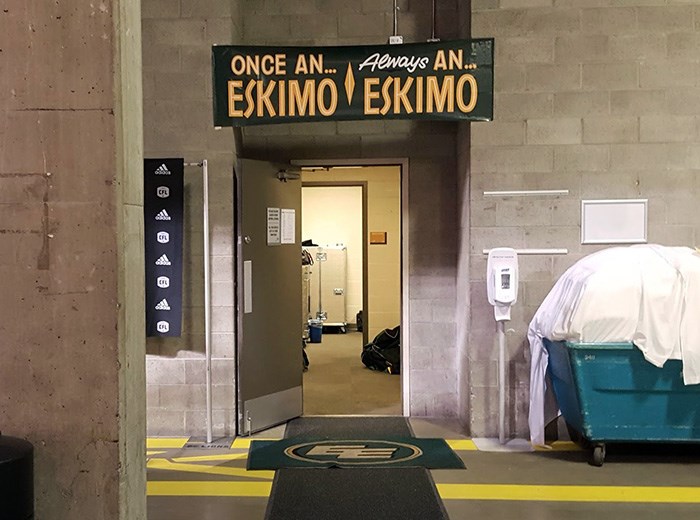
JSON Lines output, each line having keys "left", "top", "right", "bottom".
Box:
{"left": 437, "top": 484, "right": 700, "bottom": 503}
{"left": 172, "top": 453, "right": 247, "bottom": 463}
{"left": 446, "top": 439, "right": 478, "bottom": 451}
{"left": 231, "top": 437, "right": 277, "bottom": 449}
{"left": 147, "top": 437, "right": 189, "bottom": 449}
{"left": 148, "top": 458, "right": 274, "bottom": 480}
{"left": 148, "top": 481, "right": 272, "bottom": 497}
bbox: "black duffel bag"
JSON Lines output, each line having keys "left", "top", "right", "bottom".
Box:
{"left": 361, "top": 325, "right": 400, "bottom": 374}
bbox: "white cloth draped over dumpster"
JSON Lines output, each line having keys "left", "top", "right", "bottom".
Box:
{"left": 527, "top": 244, "right": 700, "bottom": 446}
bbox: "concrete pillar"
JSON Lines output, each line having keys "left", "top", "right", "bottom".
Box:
{"left": 0, "top": 1, "right": 146, "bottom": 518}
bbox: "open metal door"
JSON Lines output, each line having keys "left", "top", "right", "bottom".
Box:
{"left": 236, "top": 159, "right": 303, "bottom": 435}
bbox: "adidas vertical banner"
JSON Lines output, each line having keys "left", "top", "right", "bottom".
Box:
{"left": 144, "top": 158, "right": 184, "bottom": 336}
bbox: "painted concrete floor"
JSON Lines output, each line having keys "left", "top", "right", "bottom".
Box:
{"left": 147, "top": 419, "right": 700, "bottom": 520}
{"left": 303, "top": 331, "right": 401, "bottom": 415}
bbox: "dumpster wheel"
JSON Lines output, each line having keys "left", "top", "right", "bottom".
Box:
{"left": 590, "top": 443, "right": 606, "bottom": 467}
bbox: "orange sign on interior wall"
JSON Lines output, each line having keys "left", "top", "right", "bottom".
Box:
{"left": 370, "top": 232, "right": 387, "bottom": 245}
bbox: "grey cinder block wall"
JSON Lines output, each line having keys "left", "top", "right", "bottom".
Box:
{"left": 142, "top": 0, "right": 242, "bottom": 436}
{"left": 470, "top": 1, "right": 700, "bottom": 437}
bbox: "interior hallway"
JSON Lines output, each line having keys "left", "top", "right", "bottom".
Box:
{"left": 302, "top": 331, "right": 401, "bottom": 416}
{"left": 147, "top": 419, "right": 700, "bottom": 520}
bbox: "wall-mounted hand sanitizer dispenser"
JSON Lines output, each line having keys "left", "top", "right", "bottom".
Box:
{"left": 487, "top": 248, "right": 519, "bottom": 322}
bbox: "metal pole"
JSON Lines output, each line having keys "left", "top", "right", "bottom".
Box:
{"left": 498, "top": 320, "right": 506, "bottom": 444}
{"left": 393, "top": 0, "right": 398, "bottom": 36}
{"left": 202, "top": 159, "right": 213, "bottom": 444}
{"left": 431, "top": 0, "right": 437, "bottom": 41}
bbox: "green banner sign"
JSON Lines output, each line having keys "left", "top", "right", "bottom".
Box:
{"left": 211, "top": 39, "right": 493, "bottom": 127}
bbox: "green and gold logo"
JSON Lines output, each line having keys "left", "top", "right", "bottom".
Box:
{"left": 284, "top": 439, "right": 423, "bottom": 465}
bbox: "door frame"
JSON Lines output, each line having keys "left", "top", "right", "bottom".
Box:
{"left": 301, "top": 181, "right": 369, "bottom": 347}
{"left": 293, "top": 158, "right": 410, "bottom": 417}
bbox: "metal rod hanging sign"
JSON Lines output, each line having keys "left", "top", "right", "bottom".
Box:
{"left": 185, "top": 160, "right": 214, "bottom": 445}
{"left": 211, "top": 39, "right": 493, "bottom": 127}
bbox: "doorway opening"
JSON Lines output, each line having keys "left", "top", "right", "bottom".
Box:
{"left": 300, "top": 165, "right": 402, "bottom": 416}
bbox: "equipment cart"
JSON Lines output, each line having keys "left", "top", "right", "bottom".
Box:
{"left": 544, "top": 339, "right": 700, "bottom": 466}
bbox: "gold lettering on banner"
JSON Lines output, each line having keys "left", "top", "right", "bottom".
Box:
{"left": 256, "top": 80, "right": 276, "bottom": 117}
{"left": 393, "top": 76, "right": 414, "bottom": 114}
{"left": 426, "top": 75, "right": 454, "bottom": 113}
{"left": 364, "top": 78, "right": 380, "bottom": 115}
{"left": 289, "top": 80, "right": 316, "bottom": 116}
{"left": 449, "top": 49, "right": 463, "bottom": 70}
{"left": 380, "top": 76, "right": 393, "bottom": 115}
{"left": 278, "top": 80, "right": 286, "bottom": 117}
{"left": 223, "top": 46, "right": 485, "bottom": 122}
{"left": 317, "top": 78, "right": 338, "bottom": 116}
{"left": 228, "top": 80, "right": 243, "bottom": 117}
{"left": 434, "top": 50, "right": 447, "bottom": 71}
{"left": 232, "top": 54, "right": 287, "bottom": 76}
{"left": 295, "top": 55, "right": 309, "bottom": 74}
{"left": 310, "top": 54, "right": 323, "bottom": 74}
{"left": 415, "top": 76, "right": 424, "bottom": 113}
{"left": 244, "top": 80, "right": 256, "bottom": 118}
{"left": 456, "top": 74, "right": 478, "bottom": 113}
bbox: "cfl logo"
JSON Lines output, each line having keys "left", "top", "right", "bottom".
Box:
{"left": 157, "top": 276, "right": 170, "bottom": 289}
{"left": 157, "top": 231, "right": 170, "bottom": 244}
{"left": 156, "top": 321, "right": 170, "bottom": 333}
{"left": 157, "top": 186, "right": 170, "bottom": 198}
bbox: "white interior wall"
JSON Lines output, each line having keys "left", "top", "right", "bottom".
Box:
{"left": 302, "top": 167, "right": 401, "bottom": 341}
{"left": 302, "top": 186, "right": 364, "bottom": 323}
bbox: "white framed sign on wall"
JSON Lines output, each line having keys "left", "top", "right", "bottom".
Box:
{"left": 581, "top": 199, "right": 648, "bottom": 245}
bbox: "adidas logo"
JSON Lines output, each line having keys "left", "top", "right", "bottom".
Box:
{"left": 155, "top": 299, "right": 171, "bottom": 311}
{"left": 155, "top": 164, "right": 171, "bottom": 175}
{"left": 155, "top": 254, "right": 171, "bottom": 266}
{"left": 155, "top": 209, "right": 171, "bottom": 221}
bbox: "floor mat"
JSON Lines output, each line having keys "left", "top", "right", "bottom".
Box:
{"left": 248, "top": 437, "right": 465, "bottom": 469}
{"left": 263, "top": 417, "right": 455, "bottom": 519}
{"left": 264, "top": 468, "right": 449, "bottom": 520}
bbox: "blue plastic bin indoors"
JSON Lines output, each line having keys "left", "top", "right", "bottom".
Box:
{"left": 543, "top": 339, "right": 700, "bottom": 465}
{"left": 308, "top": 320, "right": 323, "bottom": 343}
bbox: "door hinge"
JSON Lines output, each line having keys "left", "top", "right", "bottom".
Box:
{"left": 277, "top": 169, "right": 301, "bottom": 182}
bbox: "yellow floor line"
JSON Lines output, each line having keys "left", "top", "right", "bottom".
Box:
{"left": 147, "top": 437, "right": 189, "bottom": 449}
{"left": 446, "top": 439, "right": 478, "bottom": 451}
{"left": 148, "top": 480, "right": 272, "bottom": 497}
{"left": 171, "top": 453, "right": 247, "bottom": 463}
{"left": 436, "top": 484, "right": 700, "bottom": 503}
{"left": 147, "top": 480, "right": 700, "bottom": 504}
{"left": 147, "top": 437, "right": 576, "bottom": 453}
{"left": 146, "top": 450, "right": 168, "bottom": 456}
{"left": 148, "top": 458, "right": 274, "bottom": 480}
{"left": 231, "top": 437, "right": 277, "bottom": 449}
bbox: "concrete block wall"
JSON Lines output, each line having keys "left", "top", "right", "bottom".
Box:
{"left": 470, "top": 2, "right": 700, "bottom": 437}
{"left": 238, "top": 0, "right": 464, "bottom": 418}
{"left": 142, "top": 0, "right": 241, "bottom": 436}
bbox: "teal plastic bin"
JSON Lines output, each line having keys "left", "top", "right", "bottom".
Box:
{"left": 543, "top": 339, "right": 700, "bottom": 465}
